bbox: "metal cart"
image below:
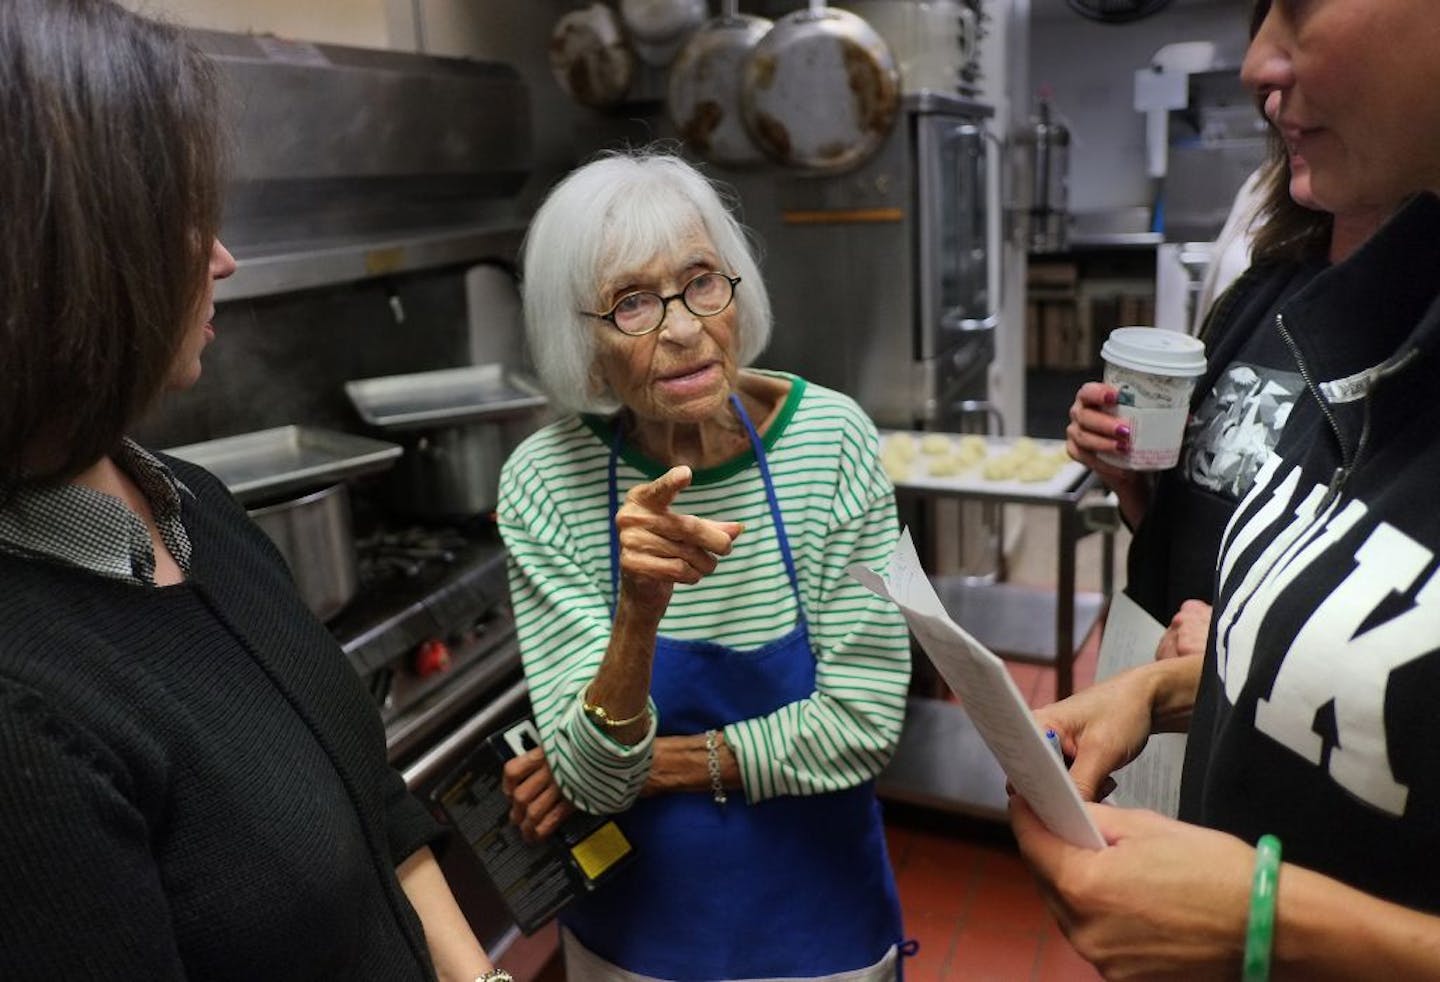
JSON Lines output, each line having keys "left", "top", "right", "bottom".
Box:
{"left": 875, "top": 433, "right": 1117, "bottom": 818}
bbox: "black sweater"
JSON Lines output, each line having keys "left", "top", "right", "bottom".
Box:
{"left": 0, "top": 457, "right": 441, "bottom": 980}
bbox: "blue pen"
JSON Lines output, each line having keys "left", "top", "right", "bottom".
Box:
{"left": 1044, "top": 728, "right": 1065, "bottom": 762}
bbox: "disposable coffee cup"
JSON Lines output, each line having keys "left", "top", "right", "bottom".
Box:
{"left": 1098, "top": 327, "right": 1207, "bottom": 471}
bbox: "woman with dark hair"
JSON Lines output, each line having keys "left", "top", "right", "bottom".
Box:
{"left": 0, "top": 3, "right": 505, "bottom": 979}
{"left": 1059, "top": 0, "right": 1389, "bottom": 692}
{"left": 1014, "top": 0, "right": 1440, "bottom": 975}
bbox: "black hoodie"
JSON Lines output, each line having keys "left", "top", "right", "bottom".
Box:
{"left": 1181, "top": 193, "right": 1440, "bottom": 913}
{"left": 1124, "top": 258, "right": 1323, "bottom": 624}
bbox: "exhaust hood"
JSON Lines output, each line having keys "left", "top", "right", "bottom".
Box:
{"left": 191, "top": 30, "right": 532, "bottom": 301}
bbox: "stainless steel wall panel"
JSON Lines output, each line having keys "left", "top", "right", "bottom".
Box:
{"left": 737, "top": 95, "right": 997, "bottom": 430}
{"left": 193, "top": 31, "right": 530, "bottom": 187}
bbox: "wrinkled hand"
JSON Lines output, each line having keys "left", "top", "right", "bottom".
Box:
{"left": 1034, "top": 672, "right": 1155, "bottom": 802}
{"left": 1066, "top": 382, "right": 1142, "bottom": 488}
{"left": 502, "top": 747, "right": 576, "bottom": 844}
{"left": 1155, "top": 600, "right": 1211, "bottom": 661}
{"left": 616, "top": 465, "right": 743, "bottom": 614}
{"left": 1010, "top": 798, "right": 1252, "bottom": 980}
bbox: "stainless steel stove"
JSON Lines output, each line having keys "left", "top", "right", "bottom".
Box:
{"left": 334, "top": 523, "right": 519, "bottom": 748}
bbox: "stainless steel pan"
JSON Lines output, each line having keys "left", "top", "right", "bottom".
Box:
{"left": 620, "top": 0, "right": 706, "bottom": 44}
{"left": 667, "top": 0, "right": 773, "bottom": 167}
{"left": 740, "top": 0, "right": 900, "bottom": 174}
{"left": 550, "top": 2, "right": 635, "bottom": 110}
{"left": 345, "top": 364, "right": 548, "bottom": 522}
{"left": 621, "top": 0, "right": 706, "bottom": 67}
{"left": 247, "top": 483, "right": 358, "bottom": 622}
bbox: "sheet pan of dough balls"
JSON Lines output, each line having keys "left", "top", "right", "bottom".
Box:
{"left": 877, "top": 431, "right": 1089, "bottom": 498}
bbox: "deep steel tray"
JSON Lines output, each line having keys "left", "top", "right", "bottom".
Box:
{"left": 164, "top": 425, "right": 402, "bottom": 505}
{"left": 345, "top": 364, "right": 547, "bottom": 431}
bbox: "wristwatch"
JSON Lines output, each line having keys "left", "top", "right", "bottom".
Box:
{"left": 473, "top": 970, "right": 513, "bottom": 982}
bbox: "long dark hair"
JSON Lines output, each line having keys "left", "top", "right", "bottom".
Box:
{"left": 0, "top": 0, "right": 222, "bottom": 487}
{"left": 1246, "top": 0, "right": 1333, "bottom": 264}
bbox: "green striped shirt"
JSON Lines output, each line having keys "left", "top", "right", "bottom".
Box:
{"left": 496, "top": 372, "right": 910, "bottom": 814}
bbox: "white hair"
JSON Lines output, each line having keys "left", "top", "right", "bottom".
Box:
{"left": 520, "top": 149, "right": 773, "bottom": 415}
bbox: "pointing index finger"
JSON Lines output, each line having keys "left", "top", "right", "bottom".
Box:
{"left": 631, "top": 465, "right": 693, "bottom": 510}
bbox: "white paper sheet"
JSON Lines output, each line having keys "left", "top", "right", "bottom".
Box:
{"left": 849, "top": 530, "right": 1106, "bottom": 850}
{"left": 1094, "top": 590, "right": 1187, "bottom": 818}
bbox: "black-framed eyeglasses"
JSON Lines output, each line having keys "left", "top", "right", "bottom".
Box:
{"left": 583, "top": 272, "right": 742, "bottom": 337}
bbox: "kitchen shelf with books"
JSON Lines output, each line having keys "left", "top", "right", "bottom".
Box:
{"left": 1026, "top": 254, "right": 1157, "bottom": 374}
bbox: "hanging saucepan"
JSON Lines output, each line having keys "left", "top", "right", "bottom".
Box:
{"left": 667, "top": 0, "right": 774, "bottom": 167}
{"left": 550, "top": 2, "right": 635, "bottom": 110}
{"left": 621, "top": 0, "right": 707, "bottom": 67}
{"left": 740, "top": 0, "right": 901, "bottom": 174}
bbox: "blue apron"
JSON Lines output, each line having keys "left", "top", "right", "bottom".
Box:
{"left": 560, "top": 395, "right": 904, "bottom": 980}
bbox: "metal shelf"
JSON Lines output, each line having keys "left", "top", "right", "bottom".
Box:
{"left": 933, "top": 579, "right": 1106, "bottom": 667}
{"left": 897, "top": 466, "right": 1114, "bottom": 699}
{"left": 878, "top": 697, "right": 1010, "bottom": 821}
{"left": 880, "top": 469, "right": 1116, "bottom": 819}
{"left": 878, "top": 581, "right": 1108, "bottom": 821}
{"left": 1062, "top": 231, "right": 1163, "bottom": 249}
{"left": 216, "top": 222, "right": 527, "bottom": 301}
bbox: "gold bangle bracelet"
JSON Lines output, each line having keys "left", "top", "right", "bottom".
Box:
{"left": 581, "top": 687, "right": 649, "bottom": 728}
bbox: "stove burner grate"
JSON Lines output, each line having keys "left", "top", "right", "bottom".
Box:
{"left": 356, "top": 525, "right": 475, "bottom": 584}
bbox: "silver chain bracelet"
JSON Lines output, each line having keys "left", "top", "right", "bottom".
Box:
{"left": 705, "top": 728, "right": 728, "bottom": 805}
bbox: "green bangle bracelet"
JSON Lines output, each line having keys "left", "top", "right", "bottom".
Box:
{"left": 1242, "top": 834, "right": 1283, "bottom": 982}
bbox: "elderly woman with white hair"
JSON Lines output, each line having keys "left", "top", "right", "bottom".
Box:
{"left": 496, "top": 150, "right": 912, "bottom": 980}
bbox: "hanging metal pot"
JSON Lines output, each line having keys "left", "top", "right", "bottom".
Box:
{"left": 621, "top": 0, "right": 707, "bottom": 67}
{"left": 550, "top": 2, "right": 635, "bottom": 110}
{"left": 631, "top": 35, "right": 687, "bottom": 69}
{"left": 620, "top": 0, "right": 707, "bottom": 44}
{"left": 740, "top": 0, "right": 901, "bottom": 174}
{"left": 668, "top": 0, "right": 774, "bottom": 167}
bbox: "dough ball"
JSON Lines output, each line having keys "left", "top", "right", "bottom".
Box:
{"left": 957, "top": 435, "right": 989, "bottom": 459}
{"left": 886, "top": 433, "right": 917, "bottom": 460}
{"left": 983, "top": 455, "right": 1020, "bottom": 481}
{"left": 955, "top": 445, "right": 986, "bottom": 467}
{"left": 1010, "top": 436, "right": 1040, "bottom": 460}
{"left": 927, "top": 455, "right": 964, "bottom": 477}
{"left": 920, "top": 433, "right": 953, "bottom": 455}
{"left": 881, "top": 454, "right": 911, "bottom": 483}
{"left": 1018, "top": 457, "right": 1063, "bottom": 483}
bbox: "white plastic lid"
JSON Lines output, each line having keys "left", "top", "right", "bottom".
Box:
{"left": 1101, "top": 326, "right": 1206, "bottom": 377}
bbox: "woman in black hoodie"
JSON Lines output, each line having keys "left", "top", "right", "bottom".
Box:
{"left": 1013, "top": 1, "right": 1440, "bottom": 977}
